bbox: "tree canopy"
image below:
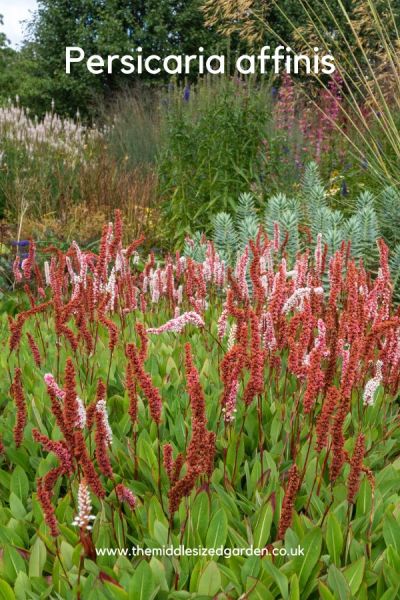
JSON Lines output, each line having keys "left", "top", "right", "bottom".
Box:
{"left": 7, "top": 0, "right": 227, "bottom": 117}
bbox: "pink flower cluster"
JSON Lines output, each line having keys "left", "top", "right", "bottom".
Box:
{"left": 146, "top": 312, "right": 205, "bottom": 335}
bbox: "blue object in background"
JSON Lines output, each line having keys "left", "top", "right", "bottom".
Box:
{"left": 11, "top": 240, "right": 29, "bottom": 248}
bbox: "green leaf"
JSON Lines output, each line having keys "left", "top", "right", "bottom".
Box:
{"left": 1, "top": 547, "right": 26, "bottom": 584}
{"left": 383, "top": 513, "right": 400, "bottom": 555}
{"left": 0, "top": 472, "right": 11, "bottom": 492}
{"left": 60, "top": 542, "right": 73, "bottom": 571}
{"left": 253, "top": 502, "right": 273, "bottom": 548}
{"left": 166, "top": 356, "right": 178, "bottom": 376}
{"left": 327, "top": 565, "right": 351, "bottom": 600}
{"left": 9, "top": 494, "right": 26, "bottom": 520}
{"left": 0, "top": 579, "right": 15, "bottom": 600}
{"left": 128, "top": 560, "right": 155, "bottom": 600}
{"left": 14, "top": 572, "right": 31, "bottom": 600}
{"left": 383, "top": 560, "right": 398, "bottom": 589}
{"left": 291, "top": 528, "right": 322, "bottom": 591}
{"left": 241, "top": 556, "right": 260, "bottom": 586}
{"left": 356, "top": 479, "right": 372, "bottom": 518}
{"left": 190, "top": 492, "right": 210, "bottom": 545}
{"left": 262, "top": 559, "right": 288, "bottom": 600}
{"left": 356, "top": 582, "right": 369, "bottom": 600}
{"left": 343, "top": 557, "right": 365, "bottom": 595}
{"left": 379, "top": 587, "right": 400, "bottom": 600}
{"left": 205, "top": 508, "right": 228, "bottom": 550}
{"left": 152, "top": 521, "right": 168, "bottom": 546}
{"left": 318, "top": 581, "right": 336, "bottom": 600}
{"left": 386, "top": 546, "right": 400, "bottom": 572}
{"left": 29, "top": 538, "right": 47, "bottom": 578}
{"left": 326, "top": 513, "right": 343, "bottom": 567}
{"left": 149, "top": 558, "right": 169, "bottom": 593}
{"left": 104, "top": 582, "right": 129, "bottom": 599}
{"left": 114, "top": 512, "right": 127, "bottom": 548}
{"left": 246, "top": 577, "right": 273, "bottom": 600}
{"left": 289, "top": 574, "right": 300, "bottom": 600}
{"left": 197, "top": 562, "right": 221, "bottom": 596}
{"left": 10, "top": 468, "right": 29, "bottom": 505}
{"left": 189, "top": 558, "right": 204, "bottom": 594}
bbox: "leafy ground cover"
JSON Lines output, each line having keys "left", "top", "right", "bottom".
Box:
{"left": 0, "top": 213, "right": 399, "bottom": 598}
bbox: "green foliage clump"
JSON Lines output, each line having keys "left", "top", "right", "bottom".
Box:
{"left": 185, "top": 162, "right": 400, "bottom": 299}
{"left": 0, "top": 19, "right": 20, "bottom": 105}
{"left": 159, "top": 80, "right": 271, "bottom": 246}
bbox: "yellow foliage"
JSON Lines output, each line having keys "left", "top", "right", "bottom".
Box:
{"left": 202, "top": 0, "right": 269, "bottom": 44}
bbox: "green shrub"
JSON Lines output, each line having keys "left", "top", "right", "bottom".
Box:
{"left": 158, "top": 78, "right": 272, "bottom": 245}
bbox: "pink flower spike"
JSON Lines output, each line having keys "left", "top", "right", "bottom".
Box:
{"left": 363, "top": 360, "right": 383, "bottom": 406}
{"left": 217, "top": 308, "right": 228, "bottom": 340}
{"left": 146, "top": 312, "right": 205, "bottom": 335}
{"left": 13, "top": 256, "right": 23, "bottom": 282}
{"left": 116, "top": 484, "right": 137, "bottom": 510}
{"left": 44, "top": 373, "right": 65, "bottom": 400}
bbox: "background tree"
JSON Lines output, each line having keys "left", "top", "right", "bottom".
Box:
{"left": 19, "top": 0, "right": 226, "bottom": 117}
{"left": 0, "top": 16, "right": 20, "bottom": 104}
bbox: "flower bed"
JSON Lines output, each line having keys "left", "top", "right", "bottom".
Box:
{"left": 1, "top": 211, "right": 400, "bottom": 598}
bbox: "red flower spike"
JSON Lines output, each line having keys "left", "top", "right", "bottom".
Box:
{"left": 37, "top": 477, "right": 59, "bottom": 537}
{"left": 11, "top": 368, "right": 27, "bottom": 448}
{"left": 27, "top": 332, "right": 41, "bottom": 367}
{"left": 277, "top": 464, "right": 300, "bottom": 540}
{"left": 126, "top": 343, "right": 162, "bottom": 424}
{"left": 347, "top": 433, "right": 366, "bottom": 504}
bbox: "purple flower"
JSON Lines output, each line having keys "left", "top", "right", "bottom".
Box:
{"left": 183, "top": 86, "right": 190, "bottom": 102}
{"left": 11, "top": 240, "right": 29, "bottom": 247}
{"left": 341, "top": 180, "right": 348, "bottom": 196}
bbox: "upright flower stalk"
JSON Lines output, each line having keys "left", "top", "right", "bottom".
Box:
{"left": 347, "top": 434, "right": 366, "bottom": 504}
{"left": 278, "top": 465, "right": 300, "bottom": 540}
{"left": 168, "top": 344, "right": 215, "bottom": 517}
{"left": 11, "top": 368, "right": 27, "bottom": 448}
{"left": 125, "top": 343, "right": 162, "bottom": 424}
